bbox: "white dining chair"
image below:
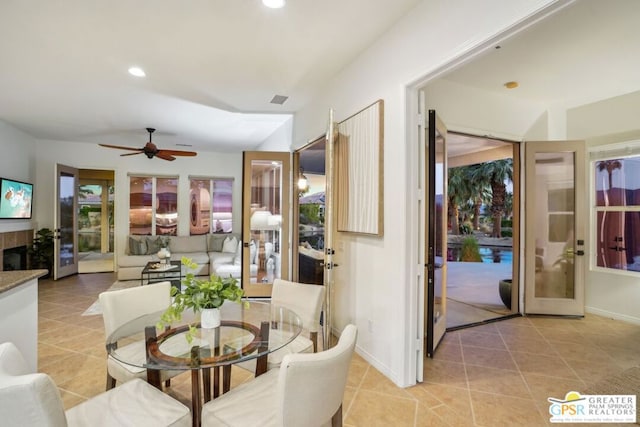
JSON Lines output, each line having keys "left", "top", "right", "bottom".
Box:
{"left": 201, "top": 324, "right": 357, "bottom": 427}
{"left": 236, "top": 278, "right": 325, "bottom": 375}
{"left": 99, "top": 281, "right": 181, "bottom": 390}
{"left": 0, "top": 341, "right": 191, "bottom": 427}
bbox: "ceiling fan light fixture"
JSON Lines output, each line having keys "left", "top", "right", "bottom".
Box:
{"left": 262, "top": 0, "right": 285, "bottom": 9}
{"left": 504, "top": 81, "right": 519, "bottom": 89}
{"left": 128, "top": 66, "right": 146, "bottom": 77}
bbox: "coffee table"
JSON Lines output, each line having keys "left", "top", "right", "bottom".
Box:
{"left": 140, "top": 260, "right": 182, "bottom": 286}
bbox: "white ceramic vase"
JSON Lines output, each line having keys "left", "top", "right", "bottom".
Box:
{"left": 201, "top": 308, "right": 221, "bottom": 329}
{"left": 157, "top": 247, "right": 170, "bottom": 264}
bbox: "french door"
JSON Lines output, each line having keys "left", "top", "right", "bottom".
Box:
{"left": 524, "top": 140, "right": 586, "bottom": 315}
{"left": 54, "top": 164, "right": 79, "bottom": 279}
{"left": 242, "top": 152, "right": 290, "bottom": 297}
{"left": 416, "top": 95, "right": 448, "bottom": 380}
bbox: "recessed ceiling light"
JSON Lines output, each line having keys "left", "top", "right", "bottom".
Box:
{"left": 128, "top": 66, "right": 146, "bottom": 77}
{"left": 262, "top": 0, "right": 285, "bottom": 9}
{"left": 504, "top": 81, "right": 518, "bottom": 89}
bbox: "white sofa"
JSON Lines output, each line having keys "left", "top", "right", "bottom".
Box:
{"left": 117, "top": 233, "right": 264, "bottom": 282}
{"left": 118, "top": 234, "right": 235, "bottom": 281}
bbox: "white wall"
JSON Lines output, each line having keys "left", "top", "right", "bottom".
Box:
{"left": 294, "top": 0, "right": 560, "bottom": 387}
{"left": 33, "top": 140, "right": 242, "bottom": 261}
{"left": 568, "top": 93, "right": 640, "bottom": 324}
{"left": 257, "top": 116, "right": 293, "bottom": 152}
{"left": 0, "top": 120, "right": 37, "bottom": 233}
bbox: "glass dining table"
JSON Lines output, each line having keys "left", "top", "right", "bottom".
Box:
{"left": 106, "top": 301, "right": 302, "bottom": 427}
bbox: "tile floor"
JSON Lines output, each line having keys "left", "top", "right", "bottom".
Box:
{"left": 37, "top": 272, "right": 640, "bottom": 426}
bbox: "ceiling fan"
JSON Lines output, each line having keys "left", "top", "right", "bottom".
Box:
{"left": 99, "top": 128, "right": 197, "bottom": 161}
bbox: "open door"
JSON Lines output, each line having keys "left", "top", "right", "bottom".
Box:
{"left": 54, "top": 164, "right": 79, "bottom": 279}
{"left": 322, "top": 110, "right": 337, "bottom": 349}
{"left": 524, "top": 140, "right": 586, "bottom": 315}
{"left": 242, "top": 151, "right": 290, "bottom": 297}
{"left": 426, "top": 110, "right": 448, "bottom": 356}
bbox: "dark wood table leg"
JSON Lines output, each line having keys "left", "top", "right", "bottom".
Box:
{"left": 190, "top": 346, "right": 201, "bottom": 427}
{"left": 144, "top": 326, "right": 161, "bottom": 389}
{"left": 255, "top": 321, "right": 270, "bottom": 377}
{"left": 202, "top": 347, "right": 211, "bottom": 403}
{"left": 222, "top": 365, "right": 231, "bottom": 393}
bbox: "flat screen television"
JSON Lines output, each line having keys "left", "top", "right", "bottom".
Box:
{"left": 0, "top": 177, "right": 33, "bottom": 219}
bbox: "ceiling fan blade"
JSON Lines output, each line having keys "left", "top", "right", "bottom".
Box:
{"left": 155, "top": 152, "right": 176, "bottom": 161}
{"left": 157, "top": 149, "right": 198, "bottom": 157}
{"left": 99, "top": 143, "right": 144, "bottom": 152}
{"left": 120, "top": 152, "right": 143, "bottom": 157}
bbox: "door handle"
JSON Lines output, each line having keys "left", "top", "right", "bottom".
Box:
{"left": 326, "top": 262, "right": 340, "bottom": 269}
{"left": 576, "top": 250, "right": 585, "bottom": 256}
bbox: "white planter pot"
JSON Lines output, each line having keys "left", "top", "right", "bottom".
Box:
{"left": 201, "top": 308, "right": 221, "bottom": 329}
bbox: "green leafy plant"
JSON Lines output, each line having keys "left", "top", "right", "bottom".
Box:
{"left": 158, "top": 257, "right": 247, "bottom": 342}
{"left": 29, "top": 228, "right": 55, "bottom": 277}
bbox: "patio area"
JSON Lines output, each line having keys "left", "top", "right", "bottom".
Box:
{"left": 447, "top": 261, "right": 513, "bottom": 328}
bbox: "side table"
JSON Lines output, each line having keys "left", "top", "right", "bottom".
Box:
{"left": 140, "top": 261, "right": 182, "bottom": 286}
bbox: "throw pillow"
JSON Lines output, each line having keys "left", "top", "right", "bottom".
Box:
{"left": 233, "top": 240, "right": 242, "bottom": 266}
{"left": 146, "top": 236, "right": 164, "bottom": 255}
{"left": 222, "top": 236, "right": 238, "bottom": 253}
{"left": 208, "top": 234, "right": 227, "bottom": 252}
{"left": 129, "top": 237, "right": 147, "bottom": 255}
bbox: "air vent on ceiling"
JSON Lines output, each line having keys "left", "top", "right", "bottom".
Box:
{"left": 270, "top": 94, "right": 288, "bottom": 105}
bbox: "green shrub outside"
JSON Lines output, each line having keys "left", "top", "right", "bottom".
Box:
{"left": 461, "top": 236, "right": 482, "bottom": 262}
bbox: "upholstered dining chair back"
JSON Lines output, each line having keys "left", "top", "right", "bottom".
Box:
{"left": 201, "top": 324, "right": 357, "bottom": 427}
{"left": 272, "top": 278, "right": 325, "bottom": 349}
{"left": 0, "top": 342, "right": 192, "bottom": 427}
{"left": 0, "top": 342, "right": 68, "bottom": 426}
{"left": 277, "top": 323, "right": 356, "bottom": 426}
{"left": 99, "top": 281, "right": 172, "bottom": 341}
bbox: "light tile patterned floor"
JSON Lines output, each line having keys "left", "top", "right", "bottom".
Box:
{"left": 37, "top": 273, "right": 640, "bottom": 426}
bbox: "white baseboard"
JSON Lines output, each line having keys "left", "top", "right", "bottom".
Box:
{"left": 352, "top": 344, "right": 403, "bottom": 388}
{"left": 586, "top": 306, "right": 640, "bottom": 326}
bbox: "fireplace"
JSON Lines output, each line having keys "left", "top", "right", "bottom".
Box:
{"left": 3, "top": 246, "right": 27, "bottom": 271}
{"left": 0, "top": 229, "right": 34, "bottom": 271}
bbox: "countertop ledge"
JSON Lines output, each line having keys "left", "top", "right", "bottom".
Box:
{"left": 0, "top": 270, "right": 48, "bottom": 294}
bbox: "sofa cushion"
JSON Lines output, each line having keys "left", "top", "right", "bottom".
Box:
{"left": 222, "top": 236, "right": 238, "bottom": 253}
{"left": 128, "top": 237, "right": 147, "bottom": 255}
{"left": 169, "top": 235, "right": 207, "bottom": 253}
{"left": 119, "top": 254, "right": 154, "bottom": 268}
{"left": 172, "top": 252, "right": 209, "bottom": 265}
{"left": 210, "top": 252, "right": 235, "bottom": 269}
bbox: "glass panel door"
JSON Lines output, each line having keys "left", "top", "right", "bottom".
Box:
{"left": 242, "top": 152, "right": 290, "bottom": 297}
{"left": 524, "top": 141, "right": 585, "bottom": 315}
{"left": 55, "top": 164, "right": 79, "bottom": 279}
{"left": 425, "top": 110, "right": 447, "bottom": 357}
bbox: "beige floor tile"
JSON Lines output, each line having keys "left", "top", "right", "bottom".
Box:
{"left": 344, "top": 389, "right": 417, "bottom": 427}
{"left": 423, "top": 359, "right": 468, "bottom": 388}
{"left": 360, "top": 365, "right": 414, "bottom": 399}
{"left": 511, "top": 351, "right": 578, "bottom": 380}
{"left": 469, "top": 390, "right": 546, "bottom": 427}
{"left": 459, "top": 330, "right": 506, "bottom": 350}
{"left": 59, "top": 390, "right": 87, "bottom": 411}
{"left": 465, "top": 364, "right": 531, "bottom": 397}
{"left": 521, "top": 372, "right": 587, "bottom": 402}
{"left": 501, "top": 335, "right": 555, "bottom": 355}
{"left": 462, "top": 346, "right": 518, "bottom": 371}
{"left": 422, "top": 383, "right": 474, "bottom": 427}
{"left": 415, "top": 404, "right": 451, "bottom": 427}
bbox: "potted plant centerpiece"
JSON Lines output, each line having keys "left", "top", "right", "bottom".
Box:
{"left": 158, "top": 257, "right": 246, "bottom": 341}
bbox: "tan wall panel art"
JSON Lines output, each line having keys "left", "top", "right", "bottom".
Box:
{"left": 336, "top": 100, "right": 383, "bottom": 235}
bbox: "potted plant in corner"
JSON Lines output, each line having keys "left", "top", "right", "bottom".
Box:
{"left": 29, "top": 228, "right": 54, "bottom": 278}
{"left": 158, "top": 257, "right": 246, "bottom": 342}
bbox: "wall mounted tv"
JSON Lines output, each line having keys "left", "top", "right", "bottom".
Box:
{"left": 0, "top": 177, "right": 33, "bottom": 219}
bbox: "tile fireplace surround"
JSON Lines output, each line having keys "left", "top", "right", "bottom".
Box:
{"left": 0, "top": 229, "right": 33, "bottom": 271}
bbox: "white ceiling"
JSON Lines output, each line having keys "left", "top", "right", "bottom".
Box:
{"left": 0, "top": 0, "right": 420, "bottom": 152}
{"left": 2, "top": 0, "right": 639, "bottom": 155}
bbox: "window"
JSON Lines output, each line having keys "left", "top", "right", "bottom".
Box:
{"left": 189, "top": 177, "right": 234, "bottom": 235}
{"left": 129, "top": 176, "right": 178, "bottom": 236}
{"left": 593, "top": 155, "right": 640, "bottom": 273}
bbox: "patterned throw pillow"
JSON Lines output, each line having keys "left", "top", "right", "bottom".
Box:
{"left": 129, "top": 237, "right": 147, "bottom": 255}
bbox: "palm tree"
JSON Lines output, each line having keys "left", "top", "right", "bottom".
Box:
{"left": 469, "top": 159, "right": 513, "bottom": 238}
{"left": 596, "top": 159, "right": 622, "bottom": 190}
{"left": 447, "top": 167, "right": 472, "bottom": 235}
